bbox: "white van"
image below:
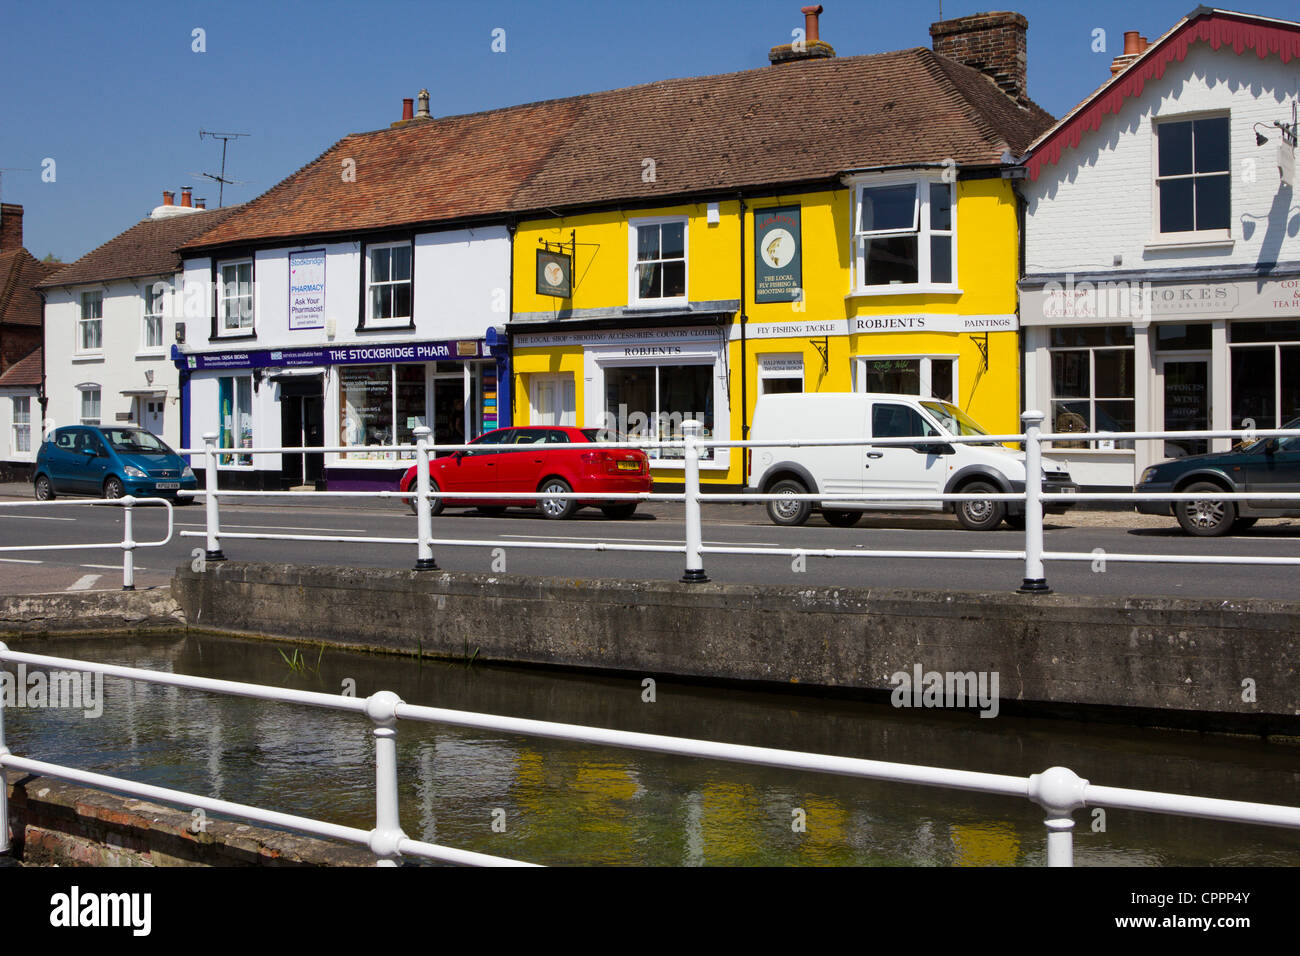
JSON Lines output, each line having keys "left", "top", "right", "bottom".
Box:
{"left": 746, "top": 393, "right": 1077, "bottom": 530}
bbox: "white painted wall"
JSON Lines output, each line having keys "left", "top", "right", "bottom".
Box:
{"left": 1023, "top": 43, "right": 1300, "bottom": 275}
{"left": 42, "top": 276, "right": 183, "bottom": 448}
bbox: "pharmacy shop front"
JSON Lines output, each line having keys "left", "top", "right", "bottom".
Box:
{"left": 178, "top": 339, "right": 503, "bottom": 490}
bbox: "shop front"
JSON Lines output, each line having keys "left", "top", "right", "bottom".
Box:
{"left": 1020, "top": 273, "right": 1300, "bottom": 489}
{"left": 177, "top": 337, "right": 506, "bottom": 490}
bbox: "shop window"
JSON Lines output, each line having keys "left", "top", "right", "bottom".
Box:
{"left": 79, "top": 292, "right": 103, "bottom": 352}
{"left": 1230, "top": 322, "right": 1300, "bottom": 429}
{"left": 857, "top": 356, "right": 955, "bottom": 402}
{"left": 759, "top": 354, "right": 803, "bottom": 394}
{"left": 365, "top": 242, "right": 413, "bottom": 327}
{"left": 853, "top": 179, "right": 956, "bottom": 293}
{"left": 12, "top": 397, "right": 31, "bottom": 453}
{"left": 339, "top": 364, "right": 427, "bottom": 459}
{"left": 629, "top": 219, "right": 687, "bottom": 306}
{"left": 217, "top": 376, "right": 253, "bottom": 465}
{"left": 1049, "top": 326, "right": 1135, "bottom": 449}
{"left": 603, "top": 362, "right": 713, "bottom": 459}
{"left": 218, "top": 260, "right": 254, "bottom": 334}
{"left": 79, "top": 387, "right": 101, "bottom": 425}
{"left": 142, "top": 282, "right": 166, "bottom": 351}
{"left": 1155, "top": 115, "right": 1230, "bottom": 235}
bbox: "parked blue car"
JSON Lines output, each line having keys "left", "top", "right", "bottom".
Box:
{"left": 33, "top": 426, "right": 196, "bottom": 501}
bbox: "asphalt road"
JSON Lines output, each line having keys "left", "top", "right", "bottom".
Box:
{"left": 2, "top": 486, "right": 1299, "bottom": 601}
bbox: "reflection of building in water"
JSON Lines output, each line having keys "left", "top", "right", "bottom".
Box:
{"left": 948, "top": 821, "right": 1022, "bottom": 866}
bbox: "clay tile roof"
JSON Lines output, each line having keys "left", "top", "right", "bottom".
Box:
{"left": 185, "top": 47, "right": 1054, "bottom": 251}
{"left": 0, "top": 250, "right": 60, "bottom": 328}
{"left": 0, "top": 346, "right": 41, "bottom": 388}
{"left": 37, "top": 206, "right": 241, "bottom": 289}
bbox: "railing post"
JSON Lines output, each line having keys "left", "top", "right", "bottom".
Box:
{"left": 1029, "top": 766, "right": 1088, "bottom": 867}
{"left": 0, "top": 642, "right": 8, "bottom": 856}
{"left": 202, "top": 432, "right": 226, "bottom": 562}
{"left": 121, "top": 496, "right": 136, "bottom": 591}
{"left": 412, "top": 425, "right": 437, "bottom": 571}
{"left": 1018, "top": 410, "right": 1050, "bottom": 594}
{"left": 680, "top": 420, "right": 709, "bottom": 584}
{"left": 365, "top": 691, "right": 407, "bottom": 867}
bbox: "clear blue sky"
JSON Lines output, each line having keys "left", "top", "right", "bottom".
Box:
{"left": 3, "top": 0, "right": 1297, "bottom": 261}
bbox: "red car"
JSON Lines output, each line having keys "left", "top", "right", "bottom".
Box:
{"left": 399, "top": 425, "right": 652, "bottom": 519}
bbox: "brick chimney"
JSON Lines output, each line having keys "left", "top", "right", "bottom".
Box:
{"left": 0, "top": 203, "right": 22, "bottom": 253}
{"left": 770, "top": 4, "right": 836, "bottom": 64}
{"left": 162, "top": 190, "right": 175, "bottom": 206}
{"left": 180, "top": 186, "right": 193, "bottom": 207}
{"left": 930, "top": 11, "right": 1029, "bottom": 103}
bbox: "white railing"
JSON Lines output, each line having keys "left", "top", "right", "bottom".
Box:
{"left": 2, "top": 644, "right": 1297, "bottom": 867}
{"left": 0, "top": 497, "right": 174, "bottom": 590}
{"left": 175, "top": 416, "right": 1300, "bottom": 594}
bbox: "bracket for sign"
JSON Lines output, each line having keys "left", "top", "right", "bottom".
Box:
{"left": 810, "top": 336, "right": 829, "bottom": 377}
{"left": 975, "top": 333, "right": 990, "bottom": 373}
{"left": 539, "top": 230, "right": 576, "bottom": 257}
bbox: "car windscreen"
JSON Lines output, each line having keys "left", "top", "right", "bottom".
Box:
{"left": 1242, "top": 416, "right": 1300, "bottom": 453}
{"left": 919, "top": 401, "right": 989, "bottom": 437}
{"left": 104, "top": 429, "right": 172, "bottom": 455}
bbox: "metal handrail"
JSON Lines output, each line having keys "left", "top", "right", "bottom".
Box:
{"left": 2, "top": 643, "right": 1296, "bottom": 867}
{"left": 0, "top": 497, "right": 173, "bottom": 590}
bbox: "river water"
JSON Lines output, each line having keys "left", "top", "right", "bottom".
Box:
{"left": 3, "top": 632, "right": 1298, "bottom": 866}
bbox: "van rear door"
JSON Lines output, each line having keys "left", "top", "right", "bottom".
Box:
{"left": 866, "top": 401, "right": 947, "bottom": 510}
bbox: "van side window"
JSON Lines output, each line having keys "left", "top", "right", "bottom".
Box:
{"left": 872, "top": 404, "right": 939, "bottom": 439}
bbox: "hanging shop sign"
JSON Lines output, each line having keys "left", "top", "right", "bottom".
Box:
{"left": 754, "top": 205, "right": 803, "bottom": 303}
{"left": 288, "top": 249, "right": 326, "bottom": 330}
{"left": 536, "top": 249, "right": 572, "bottom": 298}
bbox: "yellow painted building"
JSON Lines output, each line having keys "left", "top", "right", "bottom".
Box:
{"left": 510, "top": 170, "right": 1024, "bottom": 486}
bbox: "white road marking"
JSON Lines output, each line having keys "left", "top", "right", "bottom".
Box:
{"left": 67, "top": 574, "right": 101, "bottom": 591}
{"left": 0, "top": 558, "right": 42, "bottom": 564}
{"left": 79, "top": 564, "right": 149, "bottom": 572}
{"left": 175, "top": 522, "right": 369, "bottom": 532}
{"left": 500, "top": 533, "right": 779, "bottom": 546}
{"left": 0, "top": 515, "right": 76, "bottom": 521}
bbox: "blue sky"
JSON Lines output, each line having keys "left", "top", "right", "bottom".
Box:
{"left": 3, "top": 0, "right": 1298, "bottom": 260}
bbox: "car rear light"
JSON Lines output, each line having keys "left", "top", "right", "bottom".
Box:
{"left": 581, "top": 451, "right": 646, "bottom": 475}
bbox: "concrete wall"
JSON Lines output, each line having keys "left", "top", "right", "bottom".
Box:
{"left": 3, "top": 770, "right": 373, "bottom": 866}
{"left": 172, "top": 562, "right": 1300, "bottom": 734}
{"left": 0, "top": 588, "right": 183, "bottom": 638}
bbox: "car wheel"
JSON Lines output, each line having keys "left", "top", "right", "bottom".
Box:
{"left": 1176, "top": 482, "right": 1235, "bottom": 537}
{"left": 103, "top": 476, "right": 125, "bottom": 500}
{"left": 477, "top": 506, "right": 506, "bottom": 516}
{"left": 766, "top": 479, "right": 812, "bottom": 527}
{"left": 955, "top": 480, "right": 1004, "bottom": 531}
{"left": 1232, "top": 517, "right": 1258, "bottom": 532}
{"left": 406, "top": 479, "right": 444, "bottom": 516}
{"left": 538, "top": 478, "right": 576, "bottom": 519}
{"left": 34, "top": 475, "right": 55, "bottom": 501}
{"left": 1003, "top": 514, "right": 1026, "bottom": 531}
{"left": 822, "top": 509, "right": 862, "bottom": 528}
{"left": 601, "top": 503, "right": 638, "bottom": 519}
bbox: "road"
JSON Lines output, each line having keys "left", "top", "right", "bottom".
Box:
{"left": 2, "top": 486, "right": 1299, "bottom": 601}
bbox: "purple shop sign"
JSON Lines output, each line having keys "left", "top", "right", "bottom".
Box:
{"left": 177, "top": 339, "right": 481, "bottom": 371}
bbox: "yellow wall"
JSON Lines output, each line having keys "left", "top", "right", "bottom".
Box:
{"left": 511, "top": 179, "right": 1022, "bottom": 484}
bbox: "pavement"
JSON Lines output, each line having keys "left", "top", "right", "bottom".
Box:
{"left": 2, "top": 482, "right": 1298, "bottom": 601}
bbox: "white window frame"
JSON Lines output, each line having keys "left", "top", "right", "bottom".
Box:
{"left": 78, "top": 385, "right": 102, "bottom": 425}
{"left": 218, "top": 259, "right": 255, "bottom": 335}
{"left": 78, "top": 291, "right": 103, "bottom": 354}
{"left": 854, "top": 354, "right": 959, "bottom": 402}
{"left": 530, "top": 374, "right": 576, "bottom": 427}
{"left": 627, "top": 216, "right": 689, "bottom": 309}
{"left": 11, "top": 396, "right": 32, "bottom": 455}
{"left": 141, "top": 281, "right": 167, "bottom": 353}
{"left": 758, "top": 353, "right": 805, "bottom": 393}
{"left": 1047, "top": 337, "right": 1136, "bottom": 451}
{"left": 1151, "top": 111, "right": 1232, "bottom": 243}
{"left": 364, "top": 242, "right": 414, "bottom": 329}
{"left": 595, "top": 354, "right": 720, "bottom": 464}
{"left": 849, "top": 172, "right": 958, "bottom": 296}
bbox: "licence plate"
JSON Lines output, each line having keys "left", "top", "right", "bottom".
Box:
{"left": 616, "top": 461, "right": 640, "bottom": 471}
{"left": 156, "top": 482, "right": 180, "bottom": 490}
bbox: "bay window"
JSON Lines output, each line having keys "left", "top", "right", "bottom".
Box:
{"left": 853, "top": 178, "right": 956, "bottom": 293}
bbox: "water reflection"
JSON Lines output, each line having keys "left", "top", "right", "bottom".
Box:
{"left": 3, "top": 632, "right": 1298, "bottom": 866}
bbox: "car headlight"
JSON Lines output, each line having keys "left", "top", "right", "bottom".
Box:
{"left": 124, "top": 465, "right": 147, "bottom": 479}
{"left": 1139, "top": 467, "right": 1158, "bottom": 484}
{"left": 182, "top": 466, "right": 195, "bottom": 480}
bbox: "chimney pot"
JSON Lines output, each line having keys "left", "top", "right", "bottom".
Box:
{"left": 162, "top": 190, "right": 174, "bottom": 206}
{"left": 196, "top": 198, "right": 207, "bottom": 210}
{"left": 180, "top": 186, "right": 192, "bottom": 207}
{"left": 1139, "top": 36, "right": 1150, "bottom": 51}
{"left": 1123, "top": 30, "right": 1141, "bottom": 54}
{"left": 801, "top": 4, "right": 823, "bottom": 44}
{"left": 416, "top": 89, "right": 431, "bottom": 119}
{"left": 402, "top": 98, "right": 414, "bottom": 121}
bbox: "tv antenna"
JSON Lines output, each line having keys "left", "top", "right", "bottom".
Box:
{"left": 193, "top": 130, "right": 251, "bottom": 206}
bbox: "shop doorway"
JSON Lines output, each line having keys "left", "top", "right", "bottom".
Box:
{"left": 133, "top": 395, "right": 165, "bottom": 436}
{"left": 279, "top": 377, "right": 325, "bottom": 488}
{"left": 1156, "top": 356, "right": 1210, "bottom": 459}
